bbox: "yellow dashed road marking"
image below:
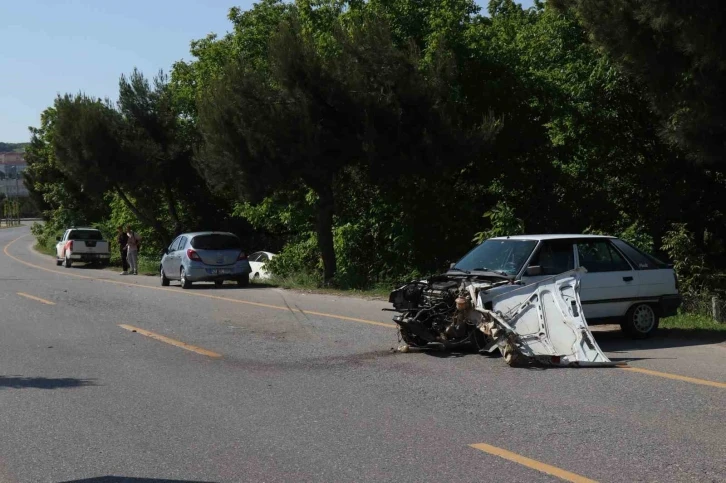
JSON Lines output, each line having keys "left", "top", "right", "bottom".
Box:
{"left": 17, "top": 292, "right": 55, "bottom": 305}
{"left": 119, "top": 324, "right": 222, "bottom": 358}
{"left": 470, "top": 442, "right": 599, "bottom": 483}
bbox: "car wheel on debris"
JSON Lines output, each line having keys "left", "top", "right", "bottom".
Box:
{"left": 621, "top": 303, "right": 659, "bottom": 339}
{"left": 180, "top": 267, "right": 192, "bottom": 289}
{"left": 237, "top": 274, "right": 249, "bottom": 288}
{"left": 160, "top": 266, "right": 170, "bottom": 287}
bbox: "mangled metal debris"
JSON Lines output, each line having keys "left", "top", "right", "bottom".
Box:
{"left": 388, "top": 267, "right": 613, "bottom": 367}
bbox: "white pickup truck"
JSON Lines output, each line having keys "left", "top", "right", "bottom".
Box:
{"left": 55, "top": 227, "right": 111, "bottom": 268}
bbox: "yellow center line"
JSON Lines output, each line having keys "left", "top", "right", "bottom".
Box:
{"left": 119, "top": 324, "right": 222, "bottom": 358}
{"left": 615, "top": 364, "right": 726, "bottom": 389}
{"left": 470, "top": 443, "right": 599, "bottom": 483}
{"left": 3, "top": 234, "right": 396, "bottom": 329}
{"left": 17, "top": 292, "right": 55, "bottom": 305}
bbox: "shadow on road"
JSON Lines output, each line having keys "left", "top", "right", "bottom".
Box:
{"left": 593, "top": 327, "right": 726, "bottom": 352}
{"left": 0, "top": 375, "right": 96, "bottom": 390}
{"left": 59, "top": 478, "right": 217, "bottom": 483}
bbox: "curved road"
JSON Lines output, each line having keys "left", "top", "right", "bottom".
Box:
{"left": 0, "top": 225, "right": 724, "bottom": 482}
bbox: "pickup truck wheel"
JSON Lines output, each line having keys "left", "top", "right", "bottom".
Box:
{"left": 160, "top": 266, "right": 170, "bottom": 287}
{"left": 55, "top": 258, "right": 62, "bottom": 266}
{"left": 621, "top": 303, "right": 659, "bottom": 339}
{"left": 64, "top": 255, "right": 72, "bottom": 268}
{"left": 180, "top": 268, "right": 192, "bottom": 289}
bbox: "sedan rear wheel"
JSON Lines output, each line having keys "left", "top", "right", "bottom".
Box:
{"left": 621, "top": 303, "right": 659, "bottom": 339}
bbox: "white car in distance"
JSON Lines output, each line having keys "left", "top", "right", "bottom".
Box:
{"left": 248, "top": 251, "right": 276, "bottom": 280}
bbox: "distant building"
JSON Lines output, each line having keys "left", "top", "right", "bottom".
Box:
{"left": 0, "top": 152, "right": 29, "bottom": 197}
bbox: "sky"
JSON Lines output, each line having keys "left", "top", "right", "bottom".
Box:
{"left": 0, "top": 0, "right": 535, "bottom": 143}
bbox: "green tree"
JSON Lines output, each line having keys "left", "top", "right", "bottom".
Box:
{"left": 551, "top": 0, "right": 726, "bottom": 166}
{"left": 198, "top": 14, "right": 494, "bottom": 282}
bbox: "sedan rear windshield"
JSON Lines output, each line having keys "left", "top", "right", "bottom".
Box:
{"left": 69, "top": 230, "right": 103, "bottom": 241}
{"left": 190, "top": 234, "right": 241, "bottom": 250}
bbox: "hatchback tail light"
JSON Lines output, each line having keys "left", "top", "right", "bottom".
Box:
{"left": 238, "top": 251, "right": 248, "bottom": 261}
{"left": 187, "top": 248, "right": 202, "bottom": 261}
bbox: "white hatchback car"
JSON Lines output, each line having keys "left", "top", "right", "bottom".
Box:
{"left": 451, "top": 234, "right": 682, "bottom": 338}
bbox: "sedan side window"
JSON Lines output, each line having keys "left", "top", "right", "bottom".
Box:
{"left": 577, "top": 241, "right": 632, "bottom": 272}
{"left": 248, "top": 252, "right": 261, "bottom": 262}
{"left": 258, "top": 253, "right": 269, "bottom": 262}
{"left": 528, "top": 240, "right": 574, "bottom": 275}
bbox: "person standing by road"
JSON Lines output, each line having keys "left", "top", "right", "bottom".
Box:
{"left": 117, "top": 226, "right": 129, "bottom": 275}
{"left": 124, "top": 225, "right": 142, "bottom": 276}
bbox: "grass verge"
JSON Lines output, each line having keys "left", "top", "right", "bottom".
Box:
{"left": 266, "top": 273, "right": 393, "bottom": 300}
{"left": 661, "top": 312, "right": 726, "bottom": 332}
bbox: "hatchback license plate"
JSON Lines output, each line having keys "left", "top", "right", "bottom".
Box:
{"left": 209, "top": 268, "right": 231, "bottom": 275}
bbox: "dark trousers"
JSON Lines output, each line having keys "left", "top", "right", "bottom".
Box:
{"left": 120, "top": 249, "right": 129, "bottom": 272}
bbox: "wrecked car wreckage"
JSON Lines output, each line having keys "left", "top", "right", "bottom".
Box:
{"left": 387, "top": 268, "right": 613, "bottom": 367}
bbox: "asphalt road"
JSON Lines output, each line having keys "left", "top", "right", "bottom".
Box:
{"left": 1, "top": 225, "right": 724, "bottom": 483}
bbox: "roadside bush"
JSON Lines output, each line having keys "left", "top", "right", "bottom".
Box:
{"left": 472, "top": 201, "right": 525, "bottom": 245}
{"left": 661, "top": 223, "right": 713, "bottom": 294}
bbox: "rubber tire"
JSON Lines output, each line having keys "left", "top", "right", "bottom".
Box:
{"left": 214, "top": 280, "right": 224, "bottom": 288}
{"left": 160, "top": 266, "right": 170, "bottom": 286}
{"left": 180, "top": 267, "right": 192, "bottom": 289}
{"left": 64, "top": 256, "right": 72, "bottom": 268}
{"left": 237, "top": 274, "right": 250, "bottom": 288}
{"left": 56, "top": 258, "right": 62, "bottom": 266}
{"left": 621, "top": 303, "right": 659, "bottom": 339}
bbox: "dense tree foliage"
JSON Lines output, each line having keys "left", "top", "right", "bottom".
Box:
{"left": 24, "top": 0, "right": 726, "bottom": 293}
{"left": 551, "top": 0, "right": 726, "bottom": 166}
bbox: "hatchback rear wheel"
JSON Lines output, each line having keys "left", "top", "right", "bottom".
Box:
{"left": 180, "top": 267, "right": 192, "bottom": 289}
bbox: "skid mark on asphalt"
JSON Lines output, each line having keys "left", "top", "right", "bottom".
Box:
{"left": 470, "top": 442, "right": 599, "bottom": 483}
{"left": 119, "top": 324, "right": 222, "bottom": 358}
{"left": 16, "top": 292, "right": 55, "bottom": 305}
{"left": 3, "top": 235, "right": 396, "bottom": 330}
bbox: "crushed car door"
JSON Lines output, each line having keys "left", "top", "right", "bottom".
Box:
{"left": 485, "top": 268, "right": 612, "bottom": 366}
{"left": 575, "top": 239, "right": 639, "bottom": 320}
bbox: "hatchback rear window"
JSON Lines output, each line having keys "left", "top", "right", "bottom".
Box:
{"left": 190, "top": 234, "right": 241, "bottom": 250}
{"left": 69, "top": 230, "right": 103, "bottom": 241}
